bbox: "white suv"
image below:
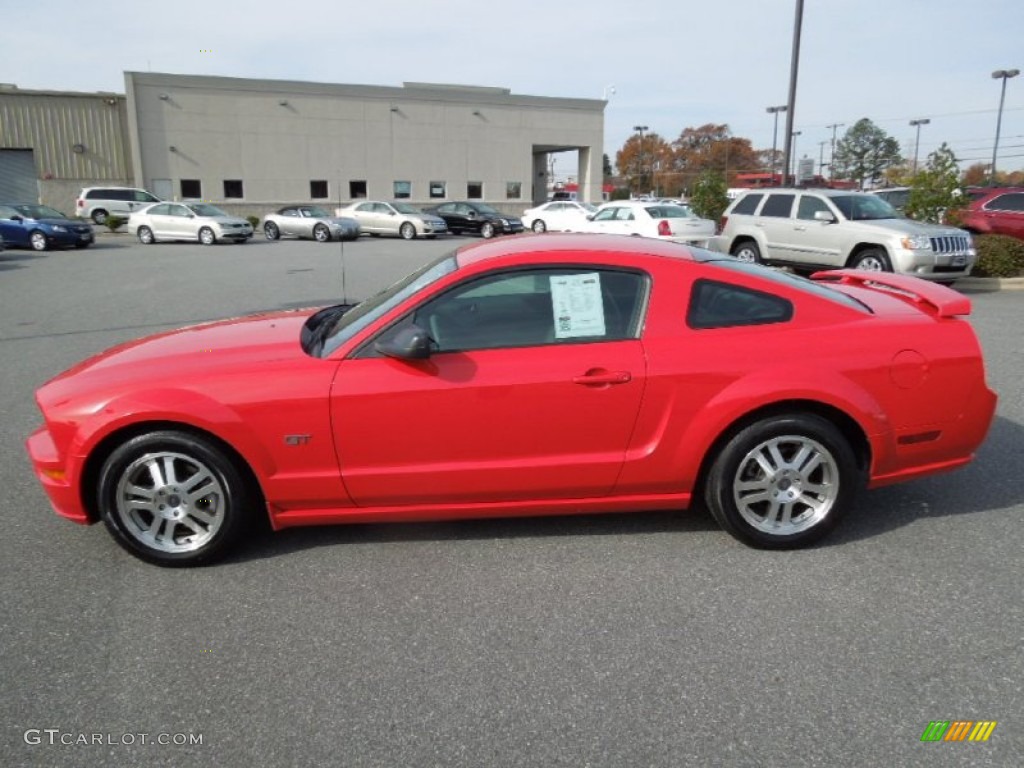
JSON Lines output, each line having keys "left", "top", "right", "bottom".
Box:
{"left": 712, "top": 188, "right": 976, "bottom": 282}
{"left": 75, "top": 187, "right": 162, "bottom": 224}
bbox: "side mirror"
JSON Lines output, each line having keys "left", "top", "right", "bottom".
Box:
{"left": 10, "top": 215, "right": 23, "bottom": 222}
{"left": 467, "top": 211, "right": 477, "bottom": 219}
{"left": 814, "top": 210, "right": 836, "bottom": 223}
{"left": 586, "top": 214, "right": 595, "bottom": 221}
{"left": 375, "top": 324, "right": 432, "bottom": 360}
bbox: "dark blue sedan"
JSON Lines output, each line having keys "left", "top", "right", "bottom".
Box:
{"left": 0, "top": 203, "right": 95, "bottom": 251}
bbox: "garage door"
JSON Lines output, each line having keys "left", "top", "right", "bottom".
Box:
{"left": 0, "top": 149, "right": 39, "bottom": 202}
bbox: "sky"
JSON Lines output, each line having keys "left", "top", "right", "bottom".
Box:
{"left": 2, "top": 0, "right": 1022, "bottom": 181}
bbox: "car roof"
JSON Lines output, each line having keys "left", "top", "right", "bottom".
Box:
{"left": 735, "top": 188, "right": 871, "bottom": 198}
{"left": 454, "top": 233, "right": 701, "bottom": 268}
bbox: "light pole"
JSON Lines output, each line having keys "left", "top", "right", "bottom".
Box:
{"left": 826, "top": 122, "right": 844, "bottom": 179}
{"left": 909, "top": 118, "right": 931, "bottom": 174}
{"left": 766, "top": 105, "right": 787, "bottom": 183}
{"left": 790, "top": 130, "right": 802, "bottom": 183}
{"left": 634, "top": 124, "right": 648, "bottom": 194}
{"left": 780, "top": 0, "right": 805, "bottom": 191}
{"left": 991, "top": 69, "right": 1020, "bottom": 183}
{"left": 818, "top": 141, "right": 828, "bottom": 177}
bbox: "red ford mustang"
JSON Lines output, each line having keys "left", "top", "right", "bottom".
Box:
{"left": 26, "top": 235, "right": 997, "bottom": 566}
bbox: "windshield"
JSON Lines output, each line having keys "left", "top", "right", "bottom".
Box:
{"left": 319, "top": 254, "right": 458, "bottom": 357}
{"left": 13, "top": 204, "right": 66, "bottom": 219}
{"left": 393, "top": 203, "right": 423, "bottom": 215}
{"left": 307, "top": 206, "right": 331, "bottom": 218}
{"left": 830, "top": 195, "right": 899, "bottom": 221}
{"left": 187, "top": 203, "right": 230, "bottom": 217}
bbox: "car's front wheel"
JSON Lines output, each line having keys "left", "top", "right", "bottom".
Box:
{"left": 481, "top": 222, "right": 495, "bottom": 239}
{"left": 399, "top": 222, "right": 416, "bottom": 240}
{"left": 264, "top": 222, "right": 280, "bottom": 240}
{"left": 97, "top": 430, "right": 255, "bottom": 566}
{"left": 314, "top": 223, "right": 331, "bottom": 242}
{"left": 137, "top": 226, "right": 155, "bottom": 245}
{"left": 198, "top": 227, "right": 216, "bottom": 246}
{"left": 731, "top": 240, "right": 761, "bottom": 263}
{"left": 532, "top": 220, "right": 547, "bottom": 233}
{"left": 851, "top": 248, "right": 892, "bottom": 272}
{"left": 704, "top": 413, "right": 859, "bottom": 549}
{"left": 30, "top": 231, "right": 48, "bottom": 251}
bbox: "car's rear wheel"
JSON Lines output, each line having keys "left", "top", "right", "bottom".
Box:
{"left": 704, "top": 413, "right": 858, "bottom": 549}
{"left": 314, "top": 223, "right": 331, "bottom": 242}
{"left": 532, "top": 219, "right": 547, "bottom": 233}
{"left": 198, "top": 227, "right": 216, "bottom": 246}
{"left": 30, "top": 231, "right": 48, "bottom": 251}
{"left": 264, "top": 222, "right": 280, "bottom": 240}
{"left": 137, "top": 226, "right": 155, "bottom": 245}
{"left": 91, "top": 209, "right": 108, "bottom": 225}
{"left": 399, "top": 222, "right": 416, "bottom": 240}
{"left": 731, "top": 240, "right": 761, "bottom": 263}
{"left": 97, "top": 430, "right": 254, "bottom": 567}
{"left": 481, "top": 222, "right": 495, "bottom": 239}
{"left": 852, "top": 248, "right": 891, "bottom": 272}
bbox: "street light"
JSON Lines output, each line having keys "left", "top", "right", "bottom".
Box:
{"left": 790, "top": 130, "right": 802, "bottom": 183}
{"left": 909, "top": 118, "right": 931, "bottom": 174}
{"left": 991, "top": 68, "right": 1020, "bottom": 183}
{"left": 766, "top": 105, "right": 787, "bottom": 183}
{"left": 634, "top": 124, "right": 648, "bottom": 193}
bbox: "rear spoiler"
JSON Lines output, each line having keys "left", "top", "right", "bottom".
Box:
{"left": 811, "top": 269, "right": 972, "bottom": 317}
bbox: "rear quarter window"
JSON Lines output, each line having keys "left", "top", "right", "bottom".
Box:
{"left": 731, "top": 194, "right": 763, "bottom": 215}
{"left": 687, "top": 279, "right": 794, "bottom": 329}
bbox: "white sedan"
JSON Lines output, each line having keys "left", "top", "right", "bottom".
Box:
{"left": 128, "top": 202, "right": 253, "bottom": 245}
{"left": 521, "top": 201, "right": 598, "bottom": 233}
{"left": 572, "top": 200, "right": 716, "bottom": 246}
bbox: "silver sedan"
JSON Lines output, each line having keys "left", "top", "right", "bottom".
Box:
{"left": 262, "top": 205, "right": 360, "bottom": 242}
{"left": 338, "top": 200, "right": 448, "bottom": 239}
{"left": 129, "top": 202, "right": 253, "bottom": 245}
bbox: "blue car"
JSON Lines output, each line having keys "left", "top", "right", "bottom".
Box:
{"left": 0, "top": 203, "right": 95, "bottom": 251}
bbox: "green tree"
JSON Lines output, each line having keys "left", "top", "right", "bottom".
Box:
{"left": 689, "top": 170, "right": 730, "bottom": 223}
{"left": 905, "top": 143, "right": 963, "bottom": 224}
{"left": 832, "top": 119, "right": 902, "bottom": 189}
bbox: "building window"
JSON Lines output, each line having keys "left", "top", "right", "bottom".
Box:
{"left": 349, "top": 180, "right": 367, "bottom": 199}
{"left": 429, "top": 181, "right": 446, "bottom": 199}
{"left": 506, "top": 181, "right": 522, "bottom": 199}
{"left": 180, "top": 179, "right": 202, "bottom": 199}
{"left": 223, "top": 180, "right": 244, "bottom": 199}
{"left": 310, "top": 180, "right": 328, "bottom": 199}
{"left": 467, "top": 181, "right": 483, "bottom": 199}
{"left": 393, "top": 181, "right": 411, "bottom": 199}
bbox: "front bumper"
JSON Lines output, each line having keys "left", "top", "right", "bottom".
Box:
{"left": 25, "top": 426, "right": 90, "bottom": 525}
{"left": 893, "top": 247, "right": 975, "bottom": 280}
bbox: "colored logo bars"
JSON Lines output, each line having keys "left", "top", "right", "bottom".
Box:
{"left": 921, "top": 721, "right": 997, "bottom": 742}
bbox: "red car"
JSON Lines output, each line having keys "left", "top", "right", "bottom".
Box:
{"left": 26, "top": 235, "right": 997, "bottom": 566}
{"left": 956, "top": 187, "right": 1024, "bottom": 240}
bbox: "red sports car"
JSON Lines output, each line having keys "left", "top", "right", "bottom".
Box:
{"left": 26, "top": 235, "right": 997, "bottom": 566}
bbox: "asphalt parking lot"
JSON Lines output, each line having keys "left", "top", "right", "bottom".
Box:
{"left": 1, "top": 232, "right": 1022, "bottom": 767}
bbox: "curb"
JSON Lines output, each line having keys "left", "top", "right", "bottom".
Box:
{"left": 955, "top": 277, "right": 1024, "bottom": 292}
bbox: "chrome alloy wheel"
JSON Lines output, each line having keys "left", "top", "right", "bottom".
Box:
{"left": 855, "top": 254, "right": 886, "bottom": 271}
{"left": 114, "top": 451, "right": 226, "bottom": 554}
{"left": 732, "top": 435, "right": 839, "bottom": 535}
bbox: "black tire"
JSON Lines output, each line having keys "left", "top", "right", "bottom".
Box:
{"left": 264, "top": 222, "right": 280, "bottom": 241}
{"left": 137, "top": 226, "right": 155, "bottom": 245}
{"left": 399, "top": 222, "right": 416, "bottom": 240}
{"left": 198, "top": 227, "right": 216, "bottom": 246}
{"left": 97, "top": 430, "right": 255, "bottom": 567}
{"left": 703, "top": 413, "right": 859, "bottom": 549}
{"left": 730, "top": 240, "right": 762, "bottom": 263}
{"left": 532, "top": 219, "right": 547, "bottom": 233}
{"left": 481, "top": 222, "right": 495, "bottom": 239}
{"left": 851, "top": 247, "right": 892, "bottom": 272}
{"left": 314, "top": 223, "right": 331, "bottom": 242}
{"left": 91, "top": 209, "right": 108, "bottom": 225}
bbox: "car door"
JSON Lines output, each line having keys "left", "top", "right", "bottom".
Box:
{"left": 791, "top": 193, "right": 845, "bottom": 266}
{"left": 349, "top": 202, "right": 379, "bottom": 233}
{"left": 756, "top": 193, "right": 799, "bottom": 262}
{"left": 585, "top": 206, "right": 625, "bottom": 234}
{"left": 166, "top": 203, "right": 196, "bottom": 239}
{"left": 329, "top": 267, "right": 649, "bottom": 506}
{"left": 377, "top": 203, "right": 401, "bottom": 235}
{"left": 0, "top": 205, "right": 30, "bottom": 246}
{"left": 276, "top": 208, "right": 301, "bottom": 237}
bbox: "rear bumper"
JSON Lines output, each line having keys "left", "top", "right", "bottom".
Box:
{"left": 25, "top": 426, "right": 91, "bottom": 525}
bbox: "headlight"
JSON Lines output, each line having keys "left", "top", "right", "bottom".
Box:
{"left": 900, "top": 235, "right": 932, "bottom": 250}
{"left": 51, "top": 225, "right": 67, "bottom": 232}
{"left": 499, "top": 219, "right": 509, "bottom": 226}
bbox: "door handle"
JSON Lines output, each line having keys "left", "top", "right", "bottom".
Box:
{"left": 573, "top": 370, "right": 632, "bottom": 386}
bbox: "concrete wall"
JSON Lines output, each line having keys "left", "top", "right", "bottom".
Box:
{"left": 125, "top": 73, "right": 604, "bottom": 217}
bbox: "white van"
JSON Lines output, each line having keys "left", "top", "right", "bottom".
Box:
{"left": 75, "top": 187, "right": 162, "bottom": 224}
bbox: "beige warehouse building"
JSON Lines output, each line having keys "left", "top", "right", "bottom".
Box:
{"left": 1, "top": 73, "right": 605, "bottom": 218}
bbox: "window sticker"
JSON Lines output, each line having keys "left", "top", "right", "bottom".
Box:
{"left": 550, "top": 273, "right": 606, "bottom": 338}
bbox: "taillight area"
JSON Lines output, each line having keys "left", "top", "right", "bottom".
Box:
{"left": 657, "top": 219, "right": 671, "bottom": 237}
{"left": 76, "top": 200, "right": 84, "bottom": 208}
{"left": 718, "top": 215, "right": 728, "bottom": 234}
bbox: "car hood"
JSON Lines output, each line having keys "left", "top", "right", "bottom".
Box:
{"left": 38, "top": 310, "right": 316, "bottom": 408}
{"left": 848, "top": 217, "right": 968, "bottom": 238}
